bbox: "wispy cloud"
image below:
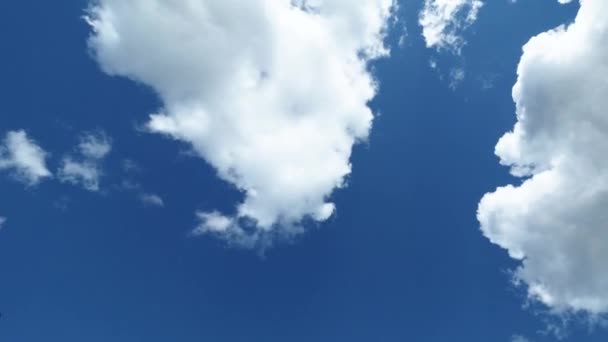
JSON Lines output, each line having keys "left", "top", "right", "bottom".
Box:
{"left": 59, "top": 131, "right": 111, "bottom": 191}
{"left": 79, "top": 132, "right": 112, "bottom": 159}
{"left": 139, "top": 193, "right": 164, "bottom": 207}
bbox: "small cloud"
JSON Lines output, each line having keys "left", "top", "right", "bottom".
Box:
{"left": 191, "top": 210, "right": 305, "bottom": 251}
{"left": 78, "top": 131, "right": 111, "bottom": 159}
{"left": 0, "top": 216, "right": 6, "bottom": 230}
{"left": 117, "top": 178, "right": 165, "bottom": 208}
{"left": 139, "top": 193, "right": 164, "bottom": 207}
{"left": 419, "top": 0, "right": 484, "bottom": 53}
{"left": 192, "top": 211, "right": 259, "bottom": 249}
{"left": 392, "top": 14, "right": 409, "bottom": 49}
{"left": 58, "top": 131, "right": 111, "bottom": 191}
{"left": 53, "top": 196, "right": 71, "bottom": 212}
{"left": 398, "top": 31, "right": 408, "bottom": 48}
{"left": 58, "top": 158, "right": 103, "bottom": 191}
{"left": 427, "top": 59, "right": 468, "bottom": 90}
{"left": 478, "top": 72, "right": 498, "bottom": 90}
{"left": 449, "top": 67, "right": 465, "bottom": 90}
{"left": 511, "top": 335, "right": 532, "bottom": 342}
{"left": 0, "top": 130, "right": 52, "bottom": 185}
{"left": 193, "top": 211, "right": 234, "bottom": 234}
{"left": 118, "top": 179, "right": 141, "bottom": 191}
{"left": 122, "top": 159, "right": 142, "bottom": 173}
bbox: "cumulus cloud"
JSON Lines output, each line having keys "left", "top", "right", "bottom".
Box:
{"left": 86, "top": 0, "right": 395, "bottom": 247}
{"left": 419, "top": 0, "right": 483, "bottom": 53}
{"left": 59, "top": 132, "right": 111, "bottom": 191}
{"left": 0, "top": 130, "right": 52, "bottom": 185}
{"left": 478, "top": 0, "right": 608, "bottom": 314}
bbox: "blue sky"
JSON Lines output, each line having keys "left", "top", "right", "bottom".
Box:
{"left": 1, "top": 0, "right": 607, "bottom": 341}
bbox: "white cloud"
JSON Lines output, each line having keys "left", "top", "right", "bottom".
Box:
{"left": 0, "top": 130, "right": 52, "bottom": 185}
{"left": 79, "top": 132, "right": 112, "bottom": 159}
{"left": 59, "top": 159, "right": 103, "bottom": 191}
{"left": 59, "top": 132, "right": 111, "bottom": 191}
{"left": 139, "top": 193, "right": 164, "bottom": 207}
{"left": 0, "top": 216, "right": 6, "bottom": 230}
{"left": 419, "top": 0, "right": 483, "bottom": 53}
{"left": 478, "top": 0, "right": 608, "bottom": 314}
{"left": 86, "top": 0, "right": 395, "bottom": 247}
{"left": 194, "top": 211, "right": 234, "bottom": 234}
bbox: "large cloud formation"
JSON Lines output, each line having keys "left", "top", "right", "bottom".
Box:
{"left": 86, "top": 0, "right": 395, "bottom": 247}
{"left": 419, "top": 0, "right": 483, "bottom": 53}
{"left": 478, "top": 0, "right": 608, "bottom": 314}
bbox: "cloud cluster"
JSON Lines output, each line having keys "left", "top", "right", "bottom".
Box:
{"left": 478, "top": 0, "right": 608, "bottom": 314}
{"left": 419, "top": 0, "right": 483, "bottom": 53}
{"left": 0, "top": 130, "right": 52, "bottom": 185}
{"left": 59, "top": 132, "right": 112, "bottom": 191}
{"left": 86, "top": 0, "right": 395, "bottom": 247}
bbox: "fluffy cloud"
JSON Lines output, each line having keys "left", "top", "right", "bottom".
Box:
{"left": 419, "top": 0, "right": 483, "bottom": 53}
{"left": 59, "top": 132, "right": 111, "bottom": 191}
{"left": 478, "top": 0, "right": 608, "bottom": 314}
{"left": 86, "top": 0, "right": 395, "bottom": 247}
{"left": 0, "top": 130, "right": 52, "bottom": 185}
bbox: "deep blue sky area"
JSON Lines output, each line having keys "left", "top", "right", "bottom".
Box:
{"left": 0, "top": 1, "right": 596, "bottom": 341}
